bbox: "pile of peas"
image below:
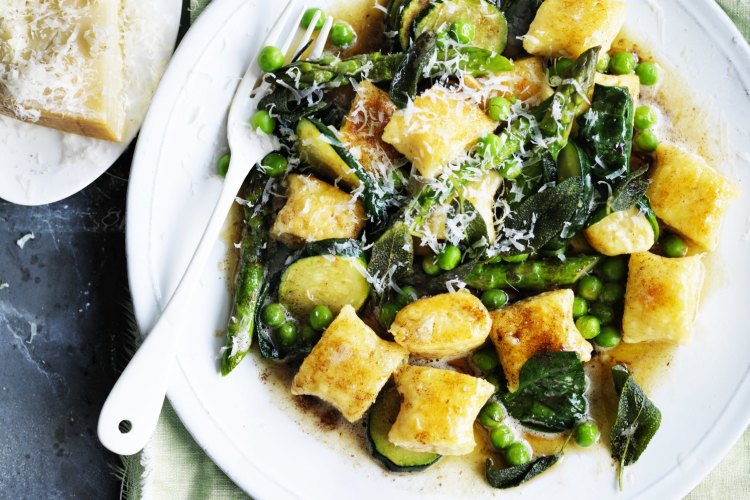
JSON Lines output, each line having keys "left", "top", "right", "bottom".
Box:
{"left": 573, "top": 256, "right": 629, "bottom": 349}
{"left": 261, "top": 302, "right": 334, "bottom": 348}
{"left": 603, "top": 50, "right": 662, "bottom": 153}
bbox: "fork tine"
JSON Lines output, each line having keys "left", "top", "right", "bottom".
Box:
{"left": 280, "top": 3, "right": 309, "bottom": 56}
{"left": 264, "top": 0, "right": 297, "bottom": 48}
{"left": 293, "top": 10, "right": 321, "bottom": 58}
{"left": 308, "top": 15, "right": 332, "bottom": 59}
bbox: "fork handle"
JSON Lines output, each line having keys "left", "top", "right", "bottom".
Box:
{"left": 98, "top": 163, "right": 249, "bottom": 455}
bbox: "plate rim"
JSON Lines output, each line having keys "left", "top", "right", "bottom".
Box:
{"left": 125, "top": 0, "right": 750, "bottom": 498}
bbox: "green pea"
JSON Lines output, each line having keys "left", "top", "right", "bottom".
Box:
{"left": 277, "top": 321, "right": 298, "bottom": 347}
{"left": 601, "top": 282, "right": 625, "bottom": 303}
{"left": 258, "top": 45, "right": 285, "bottom": 73}
{"left": 396, "top": 286, "right": 419, "bottom": 308}
{"left": 634, "top": 129, "right": 659, "bottom": 152}
{"left": 601, "top": 257, "right": 628, "bottom": 281}
{"left": 472, "top": 346, "right": 499, "bottom": 373}
{"left": 449, "top": 19, "right": 475, "bottom": 44}
{"left": 503, "top": 253, "right": 529, "bottom": 263}
{"left": 301, "top": 8, "right": 326, "bottom": 29}
{"left": 577, "top": 275, "right": 603, "bottom": 301}
{"left": 437, "top": 245, "right": 462, "bottom": 271}
{"left": 635, "top": 61, "right": 660, "bottom": 85}
{"left": 309, "top": 305, "right": 334, "bottom": 331}
{"left": 576, "top": 315, "right": 601, "bottom": 340}
{"left": 476, "top": 134, "right": 503, "bottom": 160}
{"left": 478, "top": 401, "right": 506, "bottom": 428}
{"left": 217, "top": 153, "right": 230, "bottom": 177}
{"left": 572, "top": 296, "right": 588, "bottom": 318}
{"left": 549, "top": 57, "right": 573, "bottom": 78}
{"left": 490, "top": 425, "right": 515, "bottom": 450}
{"left": 262, "top": 303, "right": 285, "bottom": 328}
{"left": 608, "top": 51, "right": 637, "bottom": 75}
{"left": 589, "top": 302, "right": 615, "bottom": 326}
{"left": 251, "top": 110, "right": 276, "bottom": 134}
{"left": 481, "top": 289, "right": 509, "bottom": 310}
{"left": 260, "top": 152, "right": 288, "bottom": 177}
{"left": 634, "top": 105, "right": 658, "bottom": 130}
{"left": 300, "top": 323, "right": 319, "bottom": 344}
{"left": 662, "top": 233, "right": 688, "bottom": 258}
{"left": 500, "top": 158, "right": 523, "bottom": 180}
{"left": 596, "top": 52, "right": 611, "bottom": 73}
{"left": 422, "top": 254, "right": 441, "bottom": 276}
{"left": 331, "top": 21, "right": 356, "bottom": 48}
{"left": 488, "top": 96, "right": 512, "bottom": 122}
{"left": 504, "top": 441, "right": 531, "bottom": 466}
{"left": 574, "top": 421, "right": 600, "bottom": 447}
{"left": 379, "top": 303, "right": 400, "bottom": 328}
{"left": 595, "top": 325, "right": 622, "bottom": 348}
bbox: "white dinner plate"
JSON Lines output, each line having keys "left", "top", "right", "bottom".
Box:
{"left": 126, "top": 0, "right": 750, "bottom": 498}
{"left": 0, "top": 0, "right": 182, "bottom": 206}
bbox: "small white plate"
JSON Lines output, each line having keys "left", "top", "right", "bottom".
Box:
{"left": 127, "top": 0, "right": 750, "bottom": 499}
{"left": 0, "top": 0, "right": 182, "bottom": 206}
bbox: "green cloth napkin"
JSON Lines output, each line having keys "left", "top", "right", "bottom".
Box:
{"left": 120, "top": 1, "right": 750, "bottom": 498}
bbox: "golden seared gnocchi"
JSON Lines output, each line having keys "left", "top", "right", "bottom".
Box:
{"left": 622, "top": 252, "right": 704, "bottom": 343}
{"left": 270, "top": 174, "right": 366, "bottom": 248}
{"left": 388, "top": 365, "right": 495, "bottom": 455}
{"left": 584, "top": 207, "right": 655, "bottom": 256}
{"left": 648, "top": 143, "right": 740, "bottom": 251}
{"left": 291, "top": 305, "right": 408, "bottom": 422}
{"left": 389, "top": 290, "right": 491, "bottom": 358}
{"left": 524, "top": 0, "right": 628, "bottom": 58}
{"left": 382, "top": 85, "right": 497, "bottom": 179}
{"left": 488, "top": 289, "right": 592, "bottom": 391}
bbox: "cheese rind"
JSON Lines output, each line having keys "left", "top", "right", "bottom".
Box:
{"left": 488, "top": 289, "right": 592, "bottom": 391}
{"left": 388, "top": 365, "right": 495, "bottom": 455}
{"left": 0, "top": 0, "right": 125, "bottom": 141}
{"left": 647, "top": 144, "right": 739, "bottom": 251}
{"left": 382, "top": 86, "right": 497, "bottom": 179}
{"left": 270, "top": 174, "right": 366, "bottom": 248}
{"left": 622, "top": 252, "right": 704, "bottom": 343}
{"left": 291, "top": 305, "right": 408, "bottom": 423}
{"left": 584, "top": 207, "right": 655, "bottom": 256}
{"left": 389, "top": 290, "right": 491, "bottom": 358}
{"left": 523, "top": 0, "right": 628, "bottom": 58}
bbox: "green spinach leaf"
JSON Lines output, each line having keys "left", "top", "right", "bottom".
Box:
{"left": 610, "top": 365, "right": 662, "bottom": 490}
{"left": 502, "top": 351, "right": 586, "bottom": 432}
{"left": 500, "top": 0, "right": 544, "bottom": 57}
{"left": 577, "top": 85, "right": 634, "bottom": 181}
{"left": 367, "top": 221, "right": 414, "bottom": 298}
{"left": 608, "top": 166, "right": 650, "bottom": 213}
{"left": 498, "top": 177, "right": 583, "bottom": 255}
{"left": 485, "top": 454, "right": 562, "bottom": 489}
{"left": 390, "top": 32, "right": 437, "bottom": 108}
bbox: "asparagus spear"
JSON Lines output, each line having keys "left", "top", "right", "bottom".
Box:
{"left": 220, "top": 172, "right": 269, "bottom": 376}
{"left": 267, "top": 46, "right": 513, "bottom": 91}
{"left": 464, "top": 256, "right": 602, "bottom": 291}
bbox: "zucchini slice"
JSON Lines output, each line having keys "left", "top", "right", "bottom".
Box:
{"left": 413, "top": 0, "right": 507, "bottom": 53}
{"left": 368, "top": 388, "right": 441, "bottom": 472}
{"left": 296, "top": 118, "right": 360, "bottom": 188}
{"left": 398, "top": 0, "right": 432, "bottom": 50}
{"left": 297, "top": 118, "right": 389, "bottom": 227}
{"left": 279, "top": 253, "right": 370, "bottom": 318}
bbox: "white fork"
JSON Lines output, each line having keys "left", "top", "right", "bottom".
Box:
{"left": 98, "top": 1, "right": 333, "bottom": 456}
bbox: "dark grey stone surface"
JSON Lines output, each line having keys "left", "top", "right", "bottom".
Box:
{"left": 0, "top": 154, "right": 133, "bottom": 499}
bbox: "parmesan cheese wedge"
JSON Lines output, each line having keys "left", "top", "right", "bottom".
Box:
{"left": 0, "top": 0, "right": 125, "bottom": 141}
